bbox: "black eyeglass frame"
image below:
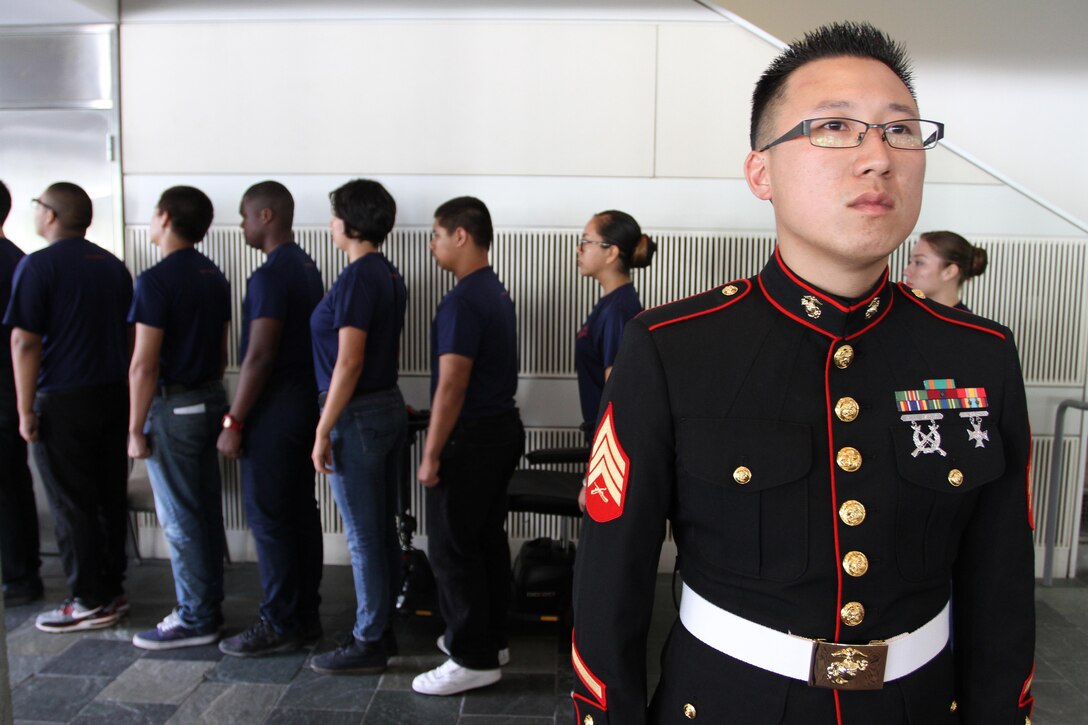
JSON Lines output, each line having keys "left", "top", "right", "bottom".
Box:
{"left": 577, "top": 238, "right": 613, "bottom": 250}
{"left": 758, "top": 117, "right": 945, "bottom": 152}
{"left": 31, "top": 197, "right": 59, "bottom": 215}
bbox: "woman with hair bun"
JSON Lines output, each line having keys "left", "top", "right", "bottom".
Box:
{"left": 575, "top": 210, "right": 656, "bottom": 509}
{"left": 903, "top": 230, "right": 988, "bottom": 312}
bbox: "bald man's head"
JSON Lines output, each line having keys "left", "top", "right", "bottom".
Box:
{"left": 41, "top": 182, "right": 93, "bottom": 235}
{"left": 242, "top": 180, "right": 294, "bottom": 230}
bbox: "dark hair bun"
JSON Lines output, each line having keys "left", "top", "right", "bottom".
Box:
{"left": 630, "top": 234, "right": 657, "bottom": 269}
{"left": 967, "top": 245, "right": 988, "bottom": 279}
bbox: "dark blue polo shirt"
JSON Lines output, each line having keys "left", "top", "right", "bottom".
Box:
{"left": 575, "top": 282, "right": 642, "bottom": 429}
{"left": 3, "top": 237, "right": 132, "bottom": 392}
{"left": 241, "top": 242, "right": 324, "bottom": 380}
{"left": 128, "top": 246, "right": 230, "bottom": 387}
{"left": 310, "top": 252, "right": 407, "bottom": 396}
{"left": 430, "top": 266, "right": 518, "bottom": 420}
{"left": 0, "top": 237, "right": 25, "bottom": 379}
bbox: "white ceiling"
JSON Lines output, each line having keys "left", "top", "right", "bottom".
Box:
{"left": 3, "top": 0, "right": 1085, "bottom": 233}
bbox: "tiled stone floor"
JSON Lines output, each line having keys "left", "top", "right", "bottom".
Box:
{"left": 4, "top": 548, "right": 1088, "bottom": 724}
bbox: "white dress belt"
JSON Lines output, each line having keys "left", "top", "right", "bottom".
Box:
{"left": 679, "top": 583, "right": 950, "bottom": 684}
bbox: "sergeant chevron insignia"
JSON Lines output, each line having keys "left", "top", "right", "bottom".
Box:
{"left": 586, "top": 403, "right": 630, "bottom": 523}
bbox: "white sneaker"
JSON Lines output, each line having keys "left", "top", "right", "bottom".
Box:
{"left": 436, "top": 634, "right": 510, "bottom": 666}
{"left": 412, "top": 658, "right": 501, "bottom": 696}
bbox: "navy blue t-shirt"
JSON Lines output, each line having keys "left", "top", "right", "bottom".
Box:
{"left": 128, "top": 247, "right": 231, "bottom": 386}
{"left": 3, "top": 237, "right": 133, "bottom": 392}
{"left": 310, "top": 252, "right": 407, "bottom": 396}
{"left": 0, "top": 237, "right": 25, "bottom": 378}
{"left": 575, "top": 282, "right": 642, "bottom": 430}
{"left": 430, "top": 266, "right": 518, "bottom": 420}
{"left": 241, "top": 242, "right": 324, "bottom": 380}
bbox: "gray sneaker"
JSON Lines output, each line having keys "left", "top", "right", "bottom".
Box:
{"left": 35, "top": 599, "right": 120, "bottom": 633}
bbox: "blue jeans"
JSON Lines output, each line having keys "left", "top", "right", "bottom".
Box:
{"left": 145, "top": 382, "right": 228, "bottom": 630}
{"left": 326, "top": 387, "right": 406, "bottom": 643}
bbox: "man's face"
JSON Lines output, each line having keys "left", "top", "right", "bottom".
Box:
{"left": 430, "top": 219, "right": 457, "bottom": 271}
{"left": 746, "top": 56, "right": 925, "bottom": 274}
{"left": 33, "top": 192, "right": 56, "bottom": 238}
{"left": 149, "top": 206, "right": 166, "bottom": 246}
{"left": 239, "top": 197, "right": 264, "bottom": 249}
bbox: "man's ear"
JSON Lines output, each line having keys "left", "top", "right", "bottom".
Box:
{"left": 744, "top": 150, "right": 773, "bottom": 202}
{"left": 259, "top": 207, "right": 274, "bottom": 224}
{"left": 454, "top": 226, "right": 470, "bottom": 248}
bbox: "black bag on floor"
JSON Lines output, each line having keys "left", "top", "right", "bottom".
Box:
{"left": 511, "top": 537, "right": 576, "bottom": 621}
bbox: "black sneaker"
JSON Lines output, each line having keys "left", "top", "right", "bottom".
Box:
{"left": 311, "top": 636, "right": 387, "bottom": 675}
{"left": 219, "top": 619, "right": 302, "bottom": 658}
{"left": 2, "top": 578, "right": 44, "bottom": 607}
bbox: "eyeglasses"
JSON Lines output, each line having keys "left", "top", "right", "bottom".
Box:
{"left": 577, "top": 238, "right": 612, "bottom": 250}
{"left": 31, "top": 197, "right": 58, "bottom": 215}
{"left": 759, "top": 117, "right": 944, "bottom": 152}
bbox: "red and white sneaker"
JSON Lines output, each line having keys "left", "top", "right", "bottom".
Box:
{"left": 35, "top": 599, "right": 121, "bottom": 633}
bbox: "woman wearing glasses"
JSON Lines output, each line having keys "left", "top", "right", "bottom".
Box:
{"left": 903, "top": 230, "right": 987, "bottom": 312}
{"left": 575, "top": 210, "right": 656, "bottom": 509}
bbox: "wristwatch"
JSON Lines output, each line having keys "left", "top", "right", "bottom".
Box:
{"left": 221, "top": 413, "right": 244, "bottom": 431}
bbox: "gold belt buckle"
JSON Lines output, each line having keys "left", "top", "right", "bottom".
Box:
{"left": 809, "top": 640, "right": 888, "bottom": 691}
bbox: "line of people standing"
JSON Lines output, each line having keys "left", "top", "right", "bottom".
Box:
{"left": 0, "top": 177, "right": 536, "bottom": 697}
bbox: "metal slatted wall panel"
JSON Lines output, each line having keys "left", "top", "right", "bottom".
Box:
{"left": 126, "top": 227, "right": 1088, "bottom": 566}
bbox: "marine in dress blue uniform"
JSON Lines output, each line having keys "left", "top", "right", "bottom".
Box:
{"left": 570, "top": 23, "right": 1034, "bottom": 725}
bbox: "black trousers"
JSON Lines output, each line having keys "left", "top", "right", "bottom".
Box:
{"left": 241, "top": 376, "right": 323, "bottom": 633}
{"left": 31, "top": 383, "right": 128, "bottom": 606}
{"left": 426, "top": 409, "right": 524, "bottom": 669}
{"left": 0, "top": 380, "right": 40, "bottom": 586}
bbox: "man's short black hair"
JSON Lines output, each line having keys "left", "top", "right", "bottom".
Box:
{"left": 329, "top": 179, "right": 396, "bottom": 246}
{"left": 157, "top": 186, "right": 214, "bottom": 243}
{"left": 750, "top": 21, "right": 915, "bottom": 150}
{"left": 434, "top": 196, "right": 493, "bottom": 250}
{"left": 0, "top": 179, "right": 11, "bottom": 226}
{"left": 45, "top": 181, "right": 94, "bottom": 234}
{"left": 243, "top": 180, "right": 295, "bottom": 228}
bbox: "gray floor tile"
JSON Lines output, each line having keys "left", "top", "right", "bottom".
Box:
{"left": 207, "top": 650, "right": 306, "bottom": 684}
{"left": 5, "top": 625, "right": 81, "bottom": 658}
{"left": 263, "top": 709, "right": 365, "bottom": 724}
{"left": 96, "top": 658, "right": 215, "bottom": 704}
{"left": 1029, "top": 679, "right": 1088, "bottom": 723}
{"left": 362, "top": 690, "right": 462, "bottom": 725}
{"left": 1036, "top": 624, "right": 1088, "bottom": 664}
{"left": 456, "top": 714, "right": 552, "bottom": 718}
{"left": 140, "top": 642, "right": 225, "bottom": 662}
{"left": 278, "top": 668, "right": 375, "bottom": 711}
{"left": 11, "top": 674, "right": 112, "bottom": 722}
{"left": 165, "top": 681, "right": 284, "bottom": 725}
{"left": 461, "top": 673, "right": 558, "bottom": 717}
{"left": 70, "top": 701, "right": 178, "bottom": 724}
{"left": 40, "top": 638, "right": 142, "bottom": 678}
{"left": 7, "top": 654, "right": 51, "bottom": 688}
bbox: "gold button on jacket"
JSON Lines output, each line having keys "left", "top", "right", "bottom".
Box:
{"left": 833, "top": 344, "right": 854, "bottom": 368}
{"left": 834, "top": 396, "right": 860, "bottom": 422}
{"left": 683, "top": 703, "right": 697, "bottom": 719}
{"left": 732, "top": 466, "right": 752, "bottom": 484}
{"left": 836, "top": 447, "right": 862, "bottom": 472}
{"left": 843, "top": 551, "right": 870, "bottom": 577}
{"left": 948, "top": 468, "right": 964, "bottom": 487}
{"left": 840, "top": 601, "right": 866, "bottom": 627}
{"left": 839, "top": 500, "right": 866, "bottom": 526}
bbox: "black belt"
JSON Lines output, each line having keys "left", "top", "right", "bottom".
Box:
{"left": 158, "top": 380, "right": 217, "bottom": 397}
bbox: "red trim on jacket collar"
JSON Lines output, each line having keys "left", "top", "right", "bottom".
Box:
{"left": 646, "top": 280, "right": 751, "bottom": 332}
{"left": 895, "top": 282, "right": 1006, "bottom": 340}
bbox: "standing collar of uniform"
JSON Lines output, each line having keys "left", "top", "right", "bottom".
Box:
{"left": 757, "top": 247, "right": 893, "bottom": 340}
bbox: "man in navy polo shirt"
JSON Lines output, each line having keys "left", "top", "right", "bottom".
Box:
{"left": 127, "top": 186, "right": 231, "bottom": 650}
{"left": 0, "top": 179, "right": 44, "bottom": 607}
{"left": 5, "top": 181, "right": 132, "bottom": 632}
{"left": 413, "top": 196, "right": 524, "bottom": 696}
{"left": 216, "top": 181, "right": 325, "bottom": 657}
